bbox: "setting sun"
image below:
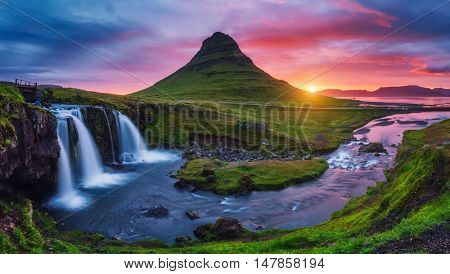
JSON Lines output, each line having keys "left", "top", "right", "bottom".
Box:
{"left": 307, "top": 85, "right": 317, "bottom": 93}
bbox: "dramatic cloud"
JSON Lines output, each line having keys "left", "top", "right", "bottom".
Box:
{"left": 415, "top": 64, "right": 450, "bottom": 75}
{"left": 0, "top": 0, "right": 449, "bottom": 93}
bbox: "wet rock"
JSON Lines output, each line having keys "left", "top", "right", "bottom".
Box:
{"left": 82, "top": 106, "right": 121, "bottom": 165}
{"left": 0, "top": 103, "right": 59, "bottom": 198}
{"left": 194, "top": 217, "right": 244, "bottom": 240}
{"left": 174, "top": 179, "right": 188, "bottom": 189}
{"left": 186, "top": 209, "right": 200, "bottom": 220}
{"left": 359, "top": 142, "right": 387, "bottom": 154}
{"left": 396, "top": 120, "right": 428, "bottom": 126}
{"left": 236, "top": 175, "right": 254, "bottom": 196}
{"left": 142, "top": 205, "right": 169, "bottom": 219}
{"left": 212, "top": 217, "right": 244, "bottom": 238}
{"left": 193, "top": 224, "right": 214, "bottom": 240}
{"left": 353, "top": 128, "right": 371, "bottom": 135}
{"left": 175, "top": 236, "right": 192, "bottom": 243}
{"left": 373, "top": 121, "right": 395, "bottom": 127}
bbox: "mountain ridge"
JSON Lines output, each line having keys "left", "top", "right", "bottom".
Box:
{"left": 318, "top": 85, "right": 450, "bottom": 97}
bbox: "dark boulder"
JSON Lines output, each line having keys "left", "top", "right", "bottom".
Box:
{"left": 142, "top": 205, "right": 169, "bottom": 219}
{"left": 359, "top": 142, "right": 387, "bottom": 154}
{"left": 212, "top": 217, "right": 243, "bottom": 238}
{"left": 193, "top": 224, "right": 214, "bottom": 240}
{"left": 194, "top": 217, "right": 244, "bottom": 240}
{"left": 175, "top": 236, "right": 192, "bottom": 243}
{"left": 174, "top": 179, "right": 189, "bottom": 189}
{"left": 185, "top": 209, "right": 200, "bottom": 220}
{"left": 235, "top": 175, "right": 254, "bottom": 196}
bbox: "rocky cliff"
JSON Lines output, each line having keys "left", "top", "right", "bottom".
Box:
{"left": 0, "top": 92, "right": 59, "bottom": 198}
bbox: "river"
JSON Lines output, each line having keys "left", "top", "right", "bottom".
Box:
{"left": 49, "top": 109, "right": 450, "bottom": 242}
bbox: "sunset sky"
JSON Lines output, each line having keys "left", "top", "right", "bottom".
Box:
{"left": 0, "top": 0, "right": 449, "bottom": 94}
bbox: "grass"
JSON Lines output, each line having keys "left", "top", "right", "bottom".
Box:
{"left": 51, "top": 88, "right": 137, "bottom": 113}
{"left": 51, "top": 87, "right": 397, "bottom": 153}
{"left": 0, "top": 119, "right": 448, "bottom": 254}
{"left": 0, "top": 84, "right": 24, "bottom": 103}
{"left": 176, "top": 158, "right": 328, "bottom": 194}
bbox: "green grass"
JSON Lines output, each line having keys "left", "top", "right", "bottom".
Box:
{"left": 176, "top": 158, "right": 328, "bottom": 194}
{"left": 51, "top": 88, "right": 137, "bottom": 113}
{"left": 51, "top": 87, "right": 397, "bottom": 153}
{"left": 0, "top": 120, "right": 448, "bottom": 254}
{"left": 0, "top": 84, "right": 24, "bottom": 103}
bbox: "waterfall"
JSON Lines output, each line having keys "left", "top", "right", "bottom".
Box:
{"left": 70, "top": 115, "right": 105, "bottom": 184}
{"left": 116, "top": 111, "right": 176, "bottom": 163}
{"left": 49, "top": 118, "right": 86, "bottom": 209}
{"left": 49, "top": 104, "right": 178, "bottom": 209}
{"left": 116, "top": 112, "right": 147, "bottom": 162}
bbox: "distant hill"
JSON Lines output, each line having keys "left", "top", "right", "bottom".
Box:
{"left": 318, "top": 85, "right": 450, "bottom": 97}
{"left": 131, "top": 32, "right": 348, "bottom": 106}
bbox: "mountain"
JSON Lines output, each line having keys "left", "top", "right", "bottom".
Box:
{"left": 433, "top": 88, "right": 450, "bottom": 96}
{"left": 131, "top": 32, "right": 347, "bottom": 106}
{"left": 318, "top": 85, "right": 450, "bottom": 97}
{"left": 318, "top": 89, "right": 372, "bottom": 97}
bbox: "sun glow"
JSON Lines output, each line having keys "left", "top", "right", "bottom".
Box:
{"left": 307, "top": 85, "right": 317, "bottom": 93}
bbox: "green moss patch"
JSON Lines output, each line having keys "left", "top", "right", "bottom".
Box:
{"left": 176, "top": 158, "right": 328, "bottom": 194}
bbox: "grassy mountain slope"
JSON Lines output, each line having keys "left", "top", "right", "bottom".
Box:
{"left": 131, "top": 32, "right": 350, "bottom": 106}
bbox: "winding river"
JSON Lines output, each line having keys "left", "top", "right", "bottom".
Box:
{"left": 49, "top": 109, "right": 450, "bottom": 242}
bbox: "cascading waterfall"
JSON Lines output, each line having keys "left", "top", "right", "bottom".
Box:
{"left": 115, "top": 111, "right": 176, "bottom": 163}
{"left": 70, "top": 115, "right": 105, "bottom": 184}
{"left": 49, "top": 104, "right": 177, "bottom": 209}
{"left": 116, "top": 112, "right": 147, "bottom": 162}
{"left": 49, "top": 117, "right": 87, "bottom": 209}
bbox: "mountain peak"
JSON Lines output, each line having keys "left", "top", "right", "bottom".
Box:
{"left": 190, "top": 32, "right": 244, "bottom": 63}
{"left": 132, "top": 32, "right": 345, "bottom": 106}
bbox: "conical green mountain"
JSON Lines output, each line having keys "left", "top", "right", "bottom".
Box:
{"left": 131, "top": 32, "right": 347, "bottom": 106}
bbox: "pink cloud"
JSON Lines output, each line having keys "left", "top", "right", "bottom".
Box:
{"left": 333, "top": 0, "right": 396, "bottom": 27}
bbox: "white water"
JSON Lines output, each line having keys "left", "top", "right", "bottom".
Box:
{"left": 116, "top": 112, "right": 176, "bottom": 163}
{"left": 49, "top": 119, "right": 87, "bottom": 209}
{"left": 71, "top": 115, "right": 105, "bottom": 183}
{"left": 49, "top": 105, "right": 178, "bottom": 210}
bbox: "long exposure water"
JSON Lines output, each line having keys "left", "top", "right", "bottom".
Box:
{"left": 49, "top": 108, "right": 450, "bottom": 242}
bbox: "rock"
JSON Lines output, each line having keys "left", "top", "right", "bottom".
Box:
{"left": 82, "top": 106, "right": 120, "bottom": 165}
{"left": 359, "top": 142, "right": 387, "bottom": 154}
{"left": 236, "top": 175, "right": 254, "bottom": 196}
{"left": 186, "top": 209, "right": 200, "bottom": 220}
{"left": 0, "top": 102, "right": 59, "bottom": 198}
{"left": 193, "top": 224, "right": 214, "bottom": 240}
{"left": 201, "top": 167, "right": 214, "bottom": 177}
{"left": 353, "top": 128, "right": 371, "bottom": 135}
{"left": 174, "top": 179, "right": 188, "bottom": 189}
{"left": 373, "top": 121, "right": 395, "bottom": 127}
{"left": 142, "top": 205, "right": 169, "bottom": 219}
{"left": 194, "top": 217, "right": 244, "bottom": 240}
{"left": 175, "top": 236, "right": 192, "bottom": 243}
{"left": 212, "top": 217, "right": 243, "bottom": 238}
{"left": 206, "top": 174, "right": 216, "bottom": 184}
